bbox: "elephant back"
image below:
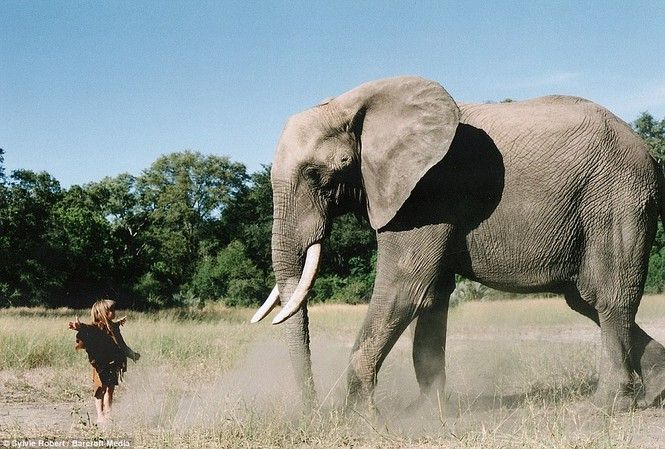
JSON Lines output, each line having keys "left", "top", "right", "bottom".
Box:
{"left": 458, "top": 96, "right": 651, "bottom": 170}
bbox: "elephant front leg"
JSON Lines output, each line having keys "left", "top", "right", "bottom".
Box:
{"left": 409, "top": 277, "right": 454, "bottom": 413}
{"left": 345, "top": 293, "right": 415, "bottom": 413}
{"left": 345, "top": 227, "right": 452, "bottom": 413}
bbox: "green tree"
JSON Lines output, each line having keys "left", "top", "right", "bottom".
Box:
{"left": 311, "top": 213, "right": 377, "bottom": 303}
{"left": 0, "top": 149, "right": 12, "bottom": 304}
{"left": 134, "top": 151, "right": 248, "bottom": 303}
{"left": 323, "top": 213, "right": 375, "bottom": 277}
{"left": 635, "top": 113, "right": 665, "bottom": 292}
{"left": 0, "top": 170, "right": 63, "bottom": 306}
{"left": 188, "top": 240, "right": 268, "bottom": 306}
{"left": 634, "top": 112, "right": 665, "bottom": 161}
{"left": 0, "top": 148, "right": 5, "bottom": 182}
{"left": 85, "top": 174, "right": 150, "bottom": 304}
{"left": 46, "top": 185, "right": 115, "bottom": 306}
{"left": 223, "top": 165, "right": 273, "bottom": 273}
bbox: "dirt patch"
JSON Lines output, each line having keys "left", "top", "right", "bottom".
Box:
{"left": 0, "top": 403, "right": 82, "bottom": 435}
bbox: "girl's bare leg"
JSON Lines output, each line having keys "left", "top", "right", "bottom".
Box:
{"left": 95, "top": 390, "right": 105, "bottom": 423}
{"left": 103, "top": 387, "right": 114, "bottom": 421}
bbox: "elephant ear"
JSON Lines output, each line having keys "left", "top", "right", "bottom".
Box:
{"left": 335, "top": 76, "right": 460, "bottom": 229}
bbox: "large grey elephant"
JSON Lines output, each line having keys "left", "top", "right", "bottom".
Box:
{"left": 252, "top": 76, "right": 665, "bottom": 412}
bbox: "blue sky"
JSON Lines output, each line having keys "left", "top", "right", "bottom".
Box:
{"left": 2, "top": 1, "right": 665, "bottom": 187}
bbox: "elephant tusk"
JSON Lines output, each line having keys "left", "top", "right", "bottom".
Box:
{"left": 272, "top": 243, "right": 322, "bottom": 325}
{"left": 250, "top": 285, "right": 280, "bottom": 323}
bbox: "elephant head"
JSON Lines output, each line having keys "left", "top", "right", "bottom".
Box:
{"left": 252, "top": 76, "right": 461, "bottom": 401}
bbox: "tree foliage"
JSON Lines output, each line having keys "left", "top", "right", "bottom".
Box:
{"left": 0, "top": 151, "right": 256, "bottom": 308}
{"left": 188, "top": 240, "right": 269, "bottom": 306}
{"left": 1, "top": 112, "right": 664, "bottom": 308}
{"left": 634, "top": 113, "right": 665, "bottom": 293}
{"left": 634, "top": 112, "right": 665, "bottom": 161}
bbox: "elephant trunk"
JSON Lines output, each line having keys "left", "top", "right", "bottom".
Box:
{"left": 281, "top": 294, "right": 316, "bottom": 406}
{"left": 268, "top": 190, "right": 321, "bottom": 406}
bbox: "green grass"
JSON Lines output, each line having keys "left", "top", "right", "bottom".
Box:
{"left": 1, "top": 296, "right": 664, "bottom": 448}
{"left": 0, "top": 304, "right": 255, "bottom": 370}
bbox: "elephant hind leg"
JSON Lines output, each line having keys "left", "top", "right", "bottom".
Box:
{"left": 563, "top": 286, "right": 599, "bottom": 325}
{"left": 631, "top": 324, "right": 665, "bottom": 406}
{"left": 595, "top": 304, "right": 639, "bottom": 411}
{"left": 563, "top": 284, "right": 639, "bottom": 411}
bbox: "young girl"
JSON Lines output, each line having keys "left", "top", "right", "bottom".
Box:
{"left": 68, "top": 299, "right": 140, "bottom": 424}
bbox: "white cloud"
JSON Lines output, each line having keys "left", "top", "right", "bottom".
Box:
{"left": 502, "top": 74, "right": 665, "bottom": 120}
{"left": 605, "top": 82, "right": 665, "bottom": 120}
{"left": 507, "top": 71, "right": 582, "bottom": 90}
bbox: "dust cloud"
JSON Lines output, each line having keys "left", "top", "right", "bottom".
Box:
{"left": 111, "top": 328, "right": 458, "bottom": 433}
{"left": 111, "top": 325, "right": 552, "bottom": 435}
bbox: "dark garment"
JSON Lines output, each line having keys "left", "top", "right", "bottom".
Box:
{"left": 75, "top": 323, "right": 129, "bottom": 396}
{"left": 94, "top": 362, "right": 120, "bottom": 387}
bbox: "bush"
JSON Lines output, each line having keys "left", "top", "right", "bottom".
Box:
{"left": 188, "top": 240, "right": 270, "bottom": 306}
{"left": 311, "top": 274, "right": 373, "bottom": 304}
{"left": 0, "top": 283, "right": 22, "bottom": 308}
{"left": 646, "top": 249, "right": 665, "bottom": 294}
{"left": 450, "top": 277, "right": 491, "bottom": 307}
{"left": 133, "top": 272, "right": 163, "bottom": 304}
{"left": 225, "top": 278, "right": 267, "bottom": 307}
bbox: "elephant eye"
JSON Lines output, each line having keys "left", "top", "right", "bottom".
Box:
{"left": 302, "top": 165, "right": 324, "bottom": 187}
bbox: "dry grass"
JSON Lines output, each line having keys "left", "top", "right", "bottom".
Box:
{"left": 1, "top": 297, "right": 664, "bottom": 448}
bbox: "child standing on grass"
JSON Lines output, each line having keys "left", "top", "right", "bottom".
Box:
{"left": 68, "top": 299, "right": 140, "bottom": 424}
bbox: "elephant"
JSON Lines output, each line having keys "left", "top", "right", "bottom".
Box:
{"left": 251, "top": 76, "right": 665, "bottom": 413}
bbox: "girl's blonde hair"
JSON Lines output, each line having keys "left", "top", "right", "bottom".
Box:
{"left": 91, "top": 299, "right": 116, "bottom": 337}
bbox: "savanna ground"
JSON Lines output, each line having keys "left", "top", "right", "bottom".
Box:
{"left": 1, "top": 297, "right": 664, "bottom": 448}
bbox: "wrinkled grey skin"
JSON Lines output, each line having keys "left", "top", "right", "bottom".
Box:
{"left": 270, "top": 76, "right": 665, "bottom": 412}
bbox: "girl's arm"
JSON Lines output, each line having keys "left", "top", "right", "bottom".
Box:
{"left": 67, "top": 316, "right": 81, "bottom": 330}
{"left": 70, "top": 322, "right": 95, "bottom": 352}
{"left": 68, "top": 318, "right": 95, "bottom": 331}
{"left": 112, "top": 323, "right": 140, "bottom": 362}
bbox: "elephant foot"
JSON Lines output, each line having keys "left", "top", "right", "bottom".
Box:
{"left": 404, "top": 393, "right": 428, "bottom": 414}
{"left": 592, "top": 392, "right": 634, "bottom": 414}
{"left": 403, "top": 391, "right": 446, "bottom": 421}
{"left": 632, "top": 325, "right": 665, "bottom": 407}
{"left": 343, "top": 387, "right": 385, "bottom": 427}
{"left": 592, "top": 382, "right": 639, "bottom": 414}
{"left": 643, "top": 368, "right": 665, "bottom": 407}
{"left": 293, "top": 384, "right": 318, "bottom": 415}
{"left": 344, "top": 394, "right": 376, "bottom": 414}
{"left": 303, "top": 391, "right": 319, "bottom": 413}
{"left": 343, "top": 398, "right": 385, "bottom": 429}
